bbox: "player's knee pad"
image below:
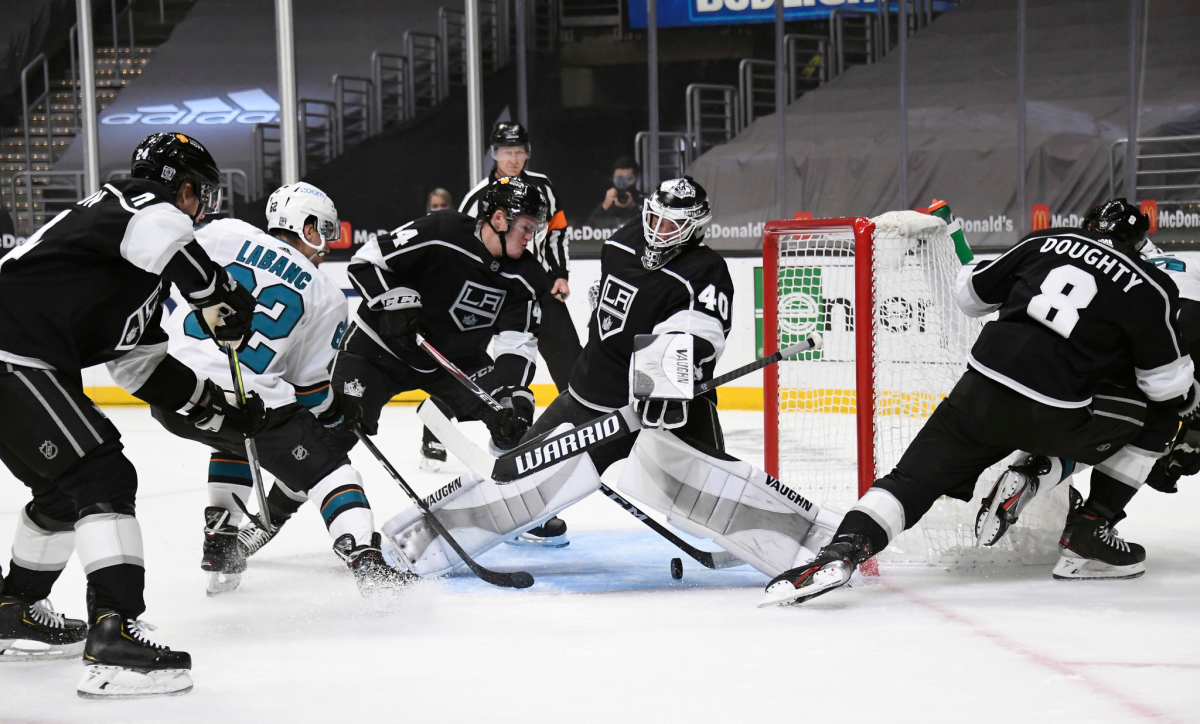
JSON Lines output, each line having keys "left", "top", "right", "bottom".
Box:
{"left": 1095, "top": 444, "right": 1161, "bottom": 489}
{"left": 614, "top": 429, "right": 842, "bottom": 578}
{"left": 383, "top": 443, "right": 601, "bottom": 577}
{"left": 12, "top": 502, "right": 76, "bottom": 574}
{"left": 308, "top": 464, "right": 374, "bottom": 545}
{"left": 58, "top": 442, "right": 138, "bottom": 515}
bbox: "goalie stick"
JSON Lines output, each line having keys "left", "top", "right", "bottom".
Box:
{"left": 224, "top": 345, "right": 276, "bottom": 534}
{"left": 352, "top": 425, "right": 534, "bottom": 589}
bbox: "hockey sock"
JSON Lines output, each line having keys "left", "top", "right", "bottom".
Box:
{"left": 266, "top": 482, "right": 305, "bottom": 525}
{"left": 310, "top": 465, "right": 375, "bottom": 546}
{"left": 208, "top": 454, "right": 253, "bottom": 526}
{"left": 76, "top": 512, "right": 146, "bottom": 619}
{"left": 4, "top": 503, "right": 75, "bottom": 602}
{"left": 1084, "top": 470, "right": 1139, "bottom": 521}
{"left": 834, "top": 510, "right": 890, "bottom": 555}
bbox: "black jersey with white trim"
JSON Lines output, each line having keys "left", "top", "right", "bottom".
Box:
{"left": 956, "top": 227, "right": 1191, "bottom": 407}
{"left": 0, "top": 179, "right": 220, "bottom": 381}
{"left": 347, "top": 210, "right": 547, "bottom": 384}
{"left": 569, "top": 221, "right": 734, "bottom": 410}
{"left": 460, "top": 169, "right": 569, "bottom": 280}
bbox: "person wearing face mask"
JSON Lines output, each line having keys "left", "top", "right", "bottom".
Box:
{"left": 588, "top": 157, "right": 645, "bottom": 229}
{"left": 426, "top": 188, "right": 453, "bottom": 213}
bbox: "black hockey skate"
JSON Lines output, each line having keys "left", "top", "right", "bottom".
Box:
{"left": 0, "top": 596, "right": 87, "bottom": 661}
{"left": 975, "top": 455, "right": 1053, "bottom": 547}
{"left": 419, "top": 438, "right": 448, "bottom": 471}
{"left": 202, "top": 507, "right": 246, "bottom": 596}
{"left": 1053, "top": 490, "right": 1145, "bottom": 580}
{"left": 506, "top": 516, "right": 569, "bottom": 548}
{"left": 759, "top": 534, "right": 874, "bottom": 608}
{"left": 78, "top": 612, "right": 192, "bottom": 699}
{"left": 333, "top": 533, "right": 420, "bottom": 595}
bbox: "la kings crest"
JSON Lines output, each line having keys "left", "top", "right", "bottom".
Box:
{"left": 597, "top": 275, "right": 638, "bottom": 340}
{"left": 451, "top": 281, "right": 506, "bottom": 331}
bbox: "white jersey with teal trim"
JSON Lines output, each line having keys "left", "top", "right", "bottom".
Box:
{"left": 164, "top": 218, "right": 348, "bottom": 412}
{"left": 1147, "top": 250, "right": 1200, "bottom": 302}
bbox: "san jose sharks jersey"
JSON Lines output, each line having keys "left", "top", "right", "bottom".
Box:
{"left": 165, "top": 218, "right": 347, "bottom": 412}
{"left": 569, "top": 221, "right": 734, "bottom": 411}
{"left": 347, "top": 210, "right": 547, "bottom": 386}
{"left": 1146, "top": 250, "right": 1200, "bottom": 352}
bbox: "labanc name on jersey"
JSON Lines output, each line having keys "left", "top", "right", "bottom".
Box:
{"left": 234, "top": 240, "right": 313, "bottom": 290}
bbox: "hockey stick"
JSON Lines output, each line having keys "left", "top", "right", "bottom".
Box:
{"left": 352, "top": 425, "right": 534, "bottom": 589}
{"left": 489, "top": 333, "right": 823, "bottom": 482}
{"left": 417, "top": 399, "right": 742, "bottom": 571}
{"left": 224, "top": 345, "right": 276, "bottom": 534}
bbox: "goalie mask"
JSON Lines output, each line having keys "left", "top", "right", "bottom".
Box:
{"left": 130, "top": 132, "right": 222, "bottom": 225}
{"left": 641, "top": 177, "right": 712, "bottom": 270}
{"left": 266, "top": 182, "right": 340, "bottom": 257}
{"left": 478, "top": 176, "right": 548, "bottom": 256}
{"left": 1082, "top": 198, "right": 1151, "bottom": 254}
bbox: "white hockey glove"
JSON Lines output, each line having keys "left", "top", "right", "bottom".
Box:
{"left": 630, "top": 333, "right": 694, "bottom": 431}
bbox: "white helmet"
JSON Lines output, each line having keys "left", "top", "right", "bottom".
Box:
{"left": 266, "top": 182, "right": 340, "bottom": 253}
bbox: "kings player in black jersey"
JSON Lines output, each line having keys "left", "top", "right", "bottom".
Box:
{"left": 513, "top": 177, "right": 734, "bottom": 546}
{"left": 0, "top": 133, "right": 261, "bottom": 696}
{"left": 763, "top": 199, "right": 1194, "bottom": 607}
{"left": 329, "top": 176, "right": 549, "bottom": 460}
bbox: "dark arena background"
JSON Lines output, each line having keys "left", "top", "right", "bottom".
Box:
{"left": 2, "top": 1, "right": 1200, "bottom": 721}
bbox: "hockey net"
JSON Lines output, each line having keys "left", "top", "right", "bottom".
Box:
{"left": 763, "top": 211, "right": 1068, "bottom": 567}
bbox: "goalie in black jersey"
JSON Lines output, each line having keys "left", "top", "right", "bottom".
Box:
{"left": 328, "top": 176, "right": 549, "bottom": 462}
{"left": 763, "top": 199, "right": 1194, "bottom": 607}
{"left": 0, "top": 133, "right": 260, "bottom": 696}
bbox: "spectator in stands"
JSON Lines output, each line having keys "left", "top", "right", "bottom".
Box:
{"left": 426, "top": 188, "right": 453, "bottom": 212}
{"left": 587, "top": 157, "right": 645, "bottom": 229}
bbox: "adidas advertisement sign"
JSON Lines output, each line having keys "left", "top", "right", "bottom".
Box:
{"left": 100, "top": 88, "right": 280, "bottom": 126}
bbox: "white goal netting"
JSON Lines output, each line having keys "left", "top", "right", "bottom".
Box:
{"left": 765, "top": 211, "right": 1068, "bottom": 567}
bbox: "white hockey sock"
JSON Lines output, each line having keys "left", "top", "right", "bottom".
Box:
{"left": 74, "top": 512, "right": 144, "bottom": 575}
{"left": 308, "top": 465, "right": 375, "bottom": 547}
{"left": 12, "top": 506, "right": 75, "bottom": 573}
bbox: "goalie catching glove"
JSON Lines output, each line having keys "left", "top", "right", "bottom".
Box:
{"left": 193, "top": 268, "right": 257, "bottom": 350}
{"left": 183, "top": 379, "right": 269, "bottom": 436}
{"left": 630, "top": 332, "right": 703, "bottom": 430}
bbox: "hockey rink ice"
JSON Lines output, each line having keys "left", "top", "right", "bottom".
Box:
{"left": 1, "top": 407, "right": 1198, "bottom": 723}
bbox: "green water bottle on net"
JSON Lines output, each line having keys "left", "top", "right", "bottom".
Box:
{"left": 927, "top": 199, "right": 973, "bottom": 264}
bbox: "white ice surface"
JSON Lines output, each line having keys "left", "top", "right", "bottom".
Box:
{"left": 1, "top": 408, "right": 1198, "bottom": 723}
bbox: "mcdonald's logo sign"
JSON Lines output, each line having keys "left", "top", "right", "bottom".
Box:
{"left": 1031, "top": 204, "right": 1050, "bottom": 231}
{"left": 1140, "top": 199, "right": 1157, "bottom": 234}
{"left": 792, "top": 211, "right": 814, "bottom": 220}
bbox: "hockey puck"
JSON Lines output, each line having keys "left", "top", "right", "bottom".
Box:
{"left": 670, "top": 557, "right": 683, "bottom": 580}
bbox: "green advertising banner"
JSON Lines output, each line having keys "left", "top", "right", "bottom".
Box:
{"left": 755, "top": 265, "right": 825, "bottom": 361}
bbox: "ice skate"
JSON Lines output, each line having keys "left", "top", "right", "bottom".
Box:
{"left": 334, "top": 533, "right": 420, "bottom": 594}
{"left": 1053, "top": 490, "right": 1145, "bottom": 580}
{"left": 975, "top": 455, "right": 1052, "bottom": 547}
{"left": 759, "top": 534, "right": 873, "bottom": 608}
{"left": 506, "top": 516, "right": 569, "bottom": 548}
{"left": 78, "top": 612, "right": 192, "bottom": 699}
{"left": 202, "top": 507, "right": 246, "bottom": 595}
{"left": 0, "top": 597, "right": 87, "bottom": 661}
{"left": 419, "top": 438, "right": 447, "bottom": 471}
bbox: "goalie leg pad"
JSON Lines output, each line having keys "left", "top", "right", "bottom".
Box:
{"left": 382, "top": 431, "right": 601, "bottom": 577}
{"left": 614, "top": 429, "right": 842, "bottom": 578}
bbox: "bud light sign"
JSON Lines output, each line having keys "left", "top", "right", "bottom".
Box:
{"left": 629, "top": 0, "right": 880, "bottom": 28}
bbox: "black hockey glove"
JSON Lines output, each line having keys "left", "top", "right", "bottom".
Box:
{"left": 187, "top": 379, "right": 269, "bottom": 437}
{"left": 486, "top": 386, "right": 535, "bottom": 452}
{"left": 1146, "top": 429, "right": 1200, "bottom": 494}
{"left": 634, "top": 398, "right": 689, "bottom": 430}
{"left": 376, "top": 307, "right": 423, "bottom": 359}
{"left": 194, "top": 269, "right": 257, "bottom": 351}
{"left": 316, "top": 388, "right": 362, "bottom": 434}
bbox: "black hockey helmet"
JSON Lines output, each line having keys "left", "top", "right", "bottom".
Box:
{"left": 130, "top": 132, "right": 221, "bottom": 223}
{"left": 641, "top": 176, "right": 712, "bottom": 270}
{"left": 490, "top": 121, "right": 530, "bottom": 151}
{"left": 479, "top": 176, "right": 548, "bottom": 254}
{"left": 1082, "top": 198, "right": 1150, "bottom": 252}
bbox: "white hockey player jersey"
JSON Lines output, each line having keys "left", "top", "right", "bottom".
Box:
{"left": 1148, "top": 250, "right": 1200, "bottom": 302}
{"left": 164, "top": 218, "right": 348, "bottom": 412}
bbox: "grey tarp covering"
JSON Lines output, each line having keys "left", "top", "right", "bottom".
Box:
{"left": 689, "top": 0, "right": 1200, "bottom": 251}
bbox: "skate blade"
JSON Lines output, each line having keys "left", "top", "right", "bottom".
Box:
{"left": 758, "top": 565, "right": 850, "bottom": 608}
{"left": 504, "top": 534, "right": 569, "bottom": 548}
{"left": 418, "top": 456, "right": 445, "bottom": 472}
{"left": 206, "top": 571, "right": 243, "bottom": 596}
{"left": 1052, "top": 555, "right": 1146, "bottom": 581}
{"left": 77, "top": 665, "right": 193, "bottom": 699}
{"left": 0, "top": 639, "right": 85, "bottom": 661}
